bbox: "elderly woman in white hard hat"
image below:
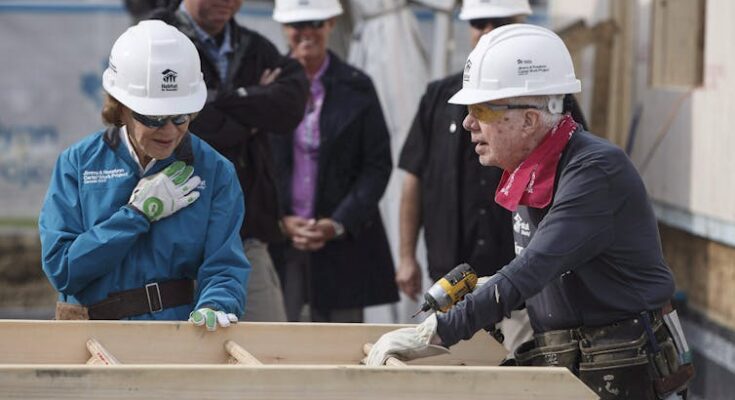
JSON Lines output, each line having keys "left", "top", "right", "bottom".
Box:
{"left": 39, "top": 20, "right": 250, "bottom": 331}
{"left": 268, "top": 0, "right": 398, "bottom": 322}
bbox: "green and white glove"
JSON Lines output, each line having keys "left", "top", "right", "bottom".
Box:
{"left": 128, "top": 161, "right": 201, "bottom": 222}
{"left": 188, "top": 307, "right": 238, "bottom": 331}
{"left": 366, "top": 314, "right": 449, "bottom": 366}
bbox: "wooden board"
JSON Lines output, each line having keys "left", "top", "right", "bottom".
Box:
{"left": 0, "top": 365, "right": 596, "bottom": 400}
{"left": 0, "top": 320, "right": 598, "bottom": 399}
{"left": 0, "top": 319, "right": 505, "bottom": 365}
{"left": 650, "top": 0, "right": 705, "bottom": 87}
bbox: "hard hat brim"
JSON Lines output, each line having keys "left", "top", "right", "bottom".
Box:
{"left": 458, "top": 6, "right": 532, "bottom": 21}
{"left": 273, "top": 8, "right": 342, "bottom": 23}
{"left": 449, "top": 88, "right": 500, "bottom": 105}
{"left": 103, "top": 69, "right": 207, "bottom": 116}
{"left": 448, "top": 81, "right": 581, "bottom": 105}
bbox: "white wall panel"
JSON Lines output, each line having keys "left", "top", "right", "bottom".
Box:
{"left": 549, "top": 0, "right": 735, "bottom": 231}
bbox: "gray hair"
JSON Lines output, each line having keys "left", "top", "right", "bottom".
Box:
{"left": 506, "top": 95, "right": 563, "bottom": 130}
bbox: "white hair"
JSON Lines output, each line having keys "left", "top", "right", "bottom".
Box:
{"left": 506, "top": 95, "right": 564, "bottom": 130}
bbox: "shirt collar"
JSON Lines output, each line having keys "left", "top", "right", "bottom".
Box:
{"left": 179, "top": 2, "right": 232, "bottom": 54}
{"left": 120, "top": 125, "right": 156, "bottom": 175}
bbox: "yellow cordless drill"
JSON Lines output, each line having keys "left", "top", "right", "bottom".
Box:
{"left": 412, "top": 263, "right": 478, "bottom": 317}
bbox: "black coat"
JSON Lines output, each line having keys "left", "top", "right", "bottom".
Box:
{"left": 270, "top": 53, "right": 398, "bottom": 310}
{"left": 167, "top": 11, "right": 310, "bottom": 243}
{"left": 399, "top": 73, "right": 515, "bottom": 280}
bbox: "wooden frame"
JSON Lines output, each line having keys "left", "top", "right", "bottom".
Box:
{"left": 557, "top": 19, "right": 619, "bottom": 140}
{"left": 650, "top": 0, "right": 706, "bottom": 88}
{"left": 0, "top": 320, "right": 596, "bottom": 399}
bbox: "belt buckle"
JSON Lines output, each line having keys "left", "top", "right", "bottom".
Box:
{"left": 145, "top": 282, "right": 163, "bottom": 313}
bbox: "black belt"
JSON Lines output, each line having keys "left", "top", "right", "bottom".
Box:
{"left": 88, "top": 279, "right": 194, "bottom": 320}
{"left": 530, "top": 309, "right": 664, "bottom": 348}
{"left": 579, "top": 310, "right": 664, "bottom": 344}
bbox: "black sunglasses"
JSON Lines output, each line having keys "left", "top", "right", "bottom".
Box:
{"left": 132, "top": 112, "right": 191, "bottom": 128}
{"left": 285, "top": 20, "right": 326, "bottom": 30}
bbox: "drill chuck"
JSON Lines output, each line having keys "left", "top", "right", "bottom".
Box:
{"left": 413, "top": 263, "right": 478, "bottom": 316}
{"left": 425, "top": 282, "right": 454, "bottom": 312}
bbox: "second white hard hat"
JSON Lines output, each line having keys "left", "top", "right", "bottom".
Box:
{"left": 102, "top": 20, "right": 206, "bottom": 116}
{"left": 459, "top": 0, "right": 532, "bottom": 21}
{"left": 449, "top": 24, "right": 581, "bottom": 105}
{"left": 273, "top": 0, "right": 343, "bottom": 23}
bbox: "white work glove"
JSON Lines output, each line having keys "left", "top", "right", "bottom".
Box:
{"left": 128, "top": 161, "right": 201, "bottom": 222}
{"left": 188, "top": 307, "right": 238, "bottom": 331}
{"left": 366, "top": 314, "right": 449, "bottom": 366}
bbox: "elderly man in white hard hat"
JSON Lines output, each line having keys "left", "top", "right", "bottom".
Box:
{"left": 268, "top": 0, "right": 398, "bottom": 323}
{"left": 369, "top": 24, "right": 693, "bottom": 400}
{"left": 39, "top": 20, "right": 250, "bottom": 332}
{"left": 397, "top": 0, "right": 586, "bottom": 358}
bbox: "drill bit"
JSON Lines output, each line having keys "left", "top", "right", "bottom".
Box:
{"left": 411, "top": 302, "right": 431, "bottom": 319}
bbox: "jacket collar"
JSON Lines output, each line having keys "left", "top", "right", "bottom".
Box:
{"left": 313, "top": 52, "right": 376, "bottom": 161}
{"left": 103, "top": 126, "right": 194, "bottom": 166}
{"left": 174, "top": 10, "right": 252, "bottom": 88}
{"left": 321, "top": 51, "right": 361, "bottom": 84}
{"left": 103, "top": 125, "right": 121, "bottom": 149}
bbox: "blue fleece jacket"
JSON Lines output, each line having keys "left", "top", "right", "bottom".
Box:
{"left": 39, "top": 128, "right": 250, "bottom": 320}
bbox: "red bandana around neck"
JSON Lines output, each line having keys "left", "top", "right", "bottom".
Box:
{"left": 494, "top": 114, "right": 577, "bottom": 212}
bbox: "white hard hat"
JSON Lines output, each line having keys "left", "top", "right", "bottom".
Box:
{"left": 273, "top": 0, "right": 343, "bottom": 23}
{"left": 102, "top": 20, "right": 206, "bottom": 116}
{"left": 449, "top": 24, "right": 581, "bottom": 105}
{"left": 459, "top": 0, "right": 532, "bottom": 20}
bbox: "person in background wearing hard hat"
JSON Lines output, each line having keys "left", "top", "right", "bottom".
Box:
{"left": 149, "top": 0, "right": 310, "bottom": 322}
{"left": 39, "top": 20, "right": 250, "bottom": 332}
{"left": 368, "top": 24, "right": 693, "bottom": 400}
{"left": 268, "top": 0, "right": 398, "bottom": 322}
{"left": 397, "top": 0, "right": 586, "bottom": 357}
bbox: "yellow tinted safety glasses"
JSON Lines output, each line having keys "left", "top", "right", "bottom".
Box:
{"left": 467, "top": 103, "right": 546, "bottom": 124}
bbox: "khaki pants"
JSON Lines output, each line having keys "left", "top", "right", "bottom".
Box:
{"left": 241, "top": 239, "right": 287, "bottom": 322}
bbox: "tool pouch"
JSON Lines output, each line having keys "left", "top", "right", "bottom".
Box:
{"left": 651, "top": 317, "right": 695, "bottom": 397}
{"left": 515, "top": 330, "right": 580, "bottom": 371}
{"left": 579, "top": 354, "right": 656, "bottom": 400}
{"left": 578, "top": 330, "right": 656, "bottom": 400}
{"left": 55, "top": 301, "right": 90, "bottom": 320}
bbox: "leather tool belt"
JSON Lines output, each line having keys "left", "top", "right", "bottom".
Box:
{"left": 515, "top": 308, "right": 695, "bottom": 400}
{"left": 55, "top": 279, "right": 194, "bottom": 320}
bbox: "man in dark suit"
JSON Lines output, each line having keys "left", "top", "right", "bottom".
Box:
{"left": 153, "top": 0, "right": 309, "bottom": 321}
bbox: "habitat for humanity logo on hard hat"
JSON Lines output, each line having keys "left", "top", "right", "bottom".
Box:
{"left": 463, "top": 59, "right": 472, "bottom": 82}
{"left": 161, "top": 69, "right": 178, "bottom": 92}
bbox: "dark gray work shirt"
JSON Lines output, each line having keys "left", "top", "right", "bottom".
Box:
{"left": 437, "top": 130, "right": 676, "bottom": 345}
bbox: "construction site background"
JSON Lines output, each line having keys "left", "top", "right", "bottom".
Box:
{"left": 1, "top": 1, "right": 734, "bottom": 399}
